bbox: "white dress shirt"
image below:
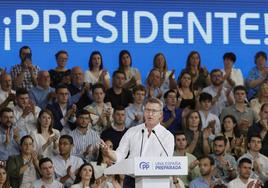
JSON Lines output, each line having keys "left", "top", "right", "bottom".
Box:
{"left": 0, "top": 87, "right": 15, "bottom": 108}
{"left": 199, "top": 110, "right": 221, "bottom": 134}
{"left": 31, "top": 179, "right": 63, "bottom": 188}
{"left": 221, "top": 68, "right": 244, "bottom": 87}
{"left": 228, "top": 177, "right": 256, "bottom": 188}
{"left": 115, "top": 123, "right": 174, "bottom": 162}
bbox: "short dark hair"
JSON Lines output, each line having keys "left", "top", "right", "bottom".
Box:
{"left": 238, "top": 157, "right": 252, "bottom": 167}
{"left": 248, "top": 133, "right": 262, "bottom": 143}
{"left": 55, "top": 84, "right": 69, "bottom": 93}
{"left": 39, "top": 157, "right": 53, "bottom": 168}
{"left": 112, "top": 70, "right": 126, "bottom": 79}
{"left": 16, "top": 88, "right": 28, "bottom": 97}
{"left": 233, "top": 85, "right": 247, "bottom": 94}
{"left": 76, "top": 110, "right": 91, "bottom": 117}
{"left": 199, "top": 92, "right": 213, "bottom": 102}
{"left": 164, "top": 89, "right": 177, "bottom": 99}
{"left": 174, "top": 131, "right": 187, "bottom": 139}
{"left": 255, "top": 51, "right": 267, "bottom": 64}
{"left": 55, "top": 50, "right": 68, "bottom": 60}
{"left": 132, "top": 85, "right": 146, "bottom": 94}
{"left": 213, "top": 135, "right": 228, "bottom": 145}
{"left": 223, "top": 52, "right": 236, "bottom": 62}
{"left": 210, "top": 69, "right": 222, "bottom": 76}
{"left": 19, "top": 46, "right": 31, "bottom": 57}
{"left": 59, "top": 135, "right": 74, "bottom": 145}
{"left": 20, "top": 135, "right": 34, "bottom": 146}
{"left": 114, "top": 105, "right": 125, "bottom": 112}
{"left": 198, "top": 155, "right": 214, "bottom": 166}
{"left": 0, "top": 107, "right": 13, "bottom": 117}
{"left": 91, "top": 83, "right": 105, "bottom": 93}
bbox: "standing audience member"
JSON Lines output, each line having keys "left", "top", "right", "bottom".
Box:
{"left": 0, "top": 73, "right": 15, "bottom": 110}
{"left": 246, "top": 51, "right": 268, "bottom": 100}
{"left": 221, "top": 52, "right": 244, "bottom": 88}
{"left": 0, "top": 165, "right": 11, "bottom": 188}
{"left": 11, "top": 46, "right": 39, "bottom": 90}
{"left": 0, "top": 107, "right": 26, "bottom": 161}
{"left": 248, "top": 103, "right": 268, "bottom": 156}
{"left": 203, "top": 69, "right": 234, "bottom": 116}
{"left": 84, "top": 51, "right": 110, "bottom": 90}
{"left": 31, "top": 109, "right": 60, "bottom": 158}
{"left": 52, "top": 135, "right": 83, "bottom": 188}
{"left": 29, "top": 70, "right": 55, "bottom": 109}
{"left": 84, "top": 83, "right": 113, "bottom": 135}
{"left": 228, "top": 158, "right": 262, "bottom": 188}
{"left": 13, "top": 88, "right": 41, "bottom": 133}
{"left": 146, "top": 68, "right": 166, "bottom": 100}
{"left": 220, "top": 85, "right": 258, "bottom": 136}
{"left": 31, "top": 157, "right": 63, "bottom": 188}
{"left": 49, "top": 50, "right": 71, "bottom": 88}
{"left": 101, "top": 106, "right": 128, "bottom": 150}
{"left": 118, "top": 50, "right": 141, "bottom": 90}
{"left": 105, "top": 70, "right": 133, "bottom": 108}
{"left": 162, "top": 89, "right": 183, "bottom": 134}
{"left": 209, "top": 136, "right": 237, "bottom": 183}
{"left": 69, "top": 110, "right": 101, "bottom": 162}
{"left": 125, "top": 85, "right": 146, "bottom": 128}
{"left": 7, "top": 135, "right": 39, "bottom": 188}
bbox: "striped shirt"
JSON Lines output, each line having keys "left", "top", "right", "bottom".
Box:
{"left": 69, "top": 128, "right": 100, "bottom": 160}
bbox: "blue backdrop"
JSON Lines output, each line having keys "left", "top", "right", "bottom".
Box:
{"left": 0, "top": 0, "right": 267, "bottom": 81}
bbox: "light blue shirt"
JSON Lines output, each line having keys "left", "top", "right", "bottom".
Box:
{"left": 29, "top": 85, "right": 55, "bottom": 109}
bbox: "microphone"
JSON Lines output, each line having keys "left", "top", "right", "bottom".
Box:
{"left": 140, "top": 129, "right": 145, "bottom": 156}
{"left": 152, "top": 130, "right": 168, "bottom": 156}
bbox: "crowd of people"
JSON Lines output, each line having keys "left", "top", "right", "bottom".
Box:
{"left": 0, "top": 46, "right": 268, "bottom": 188}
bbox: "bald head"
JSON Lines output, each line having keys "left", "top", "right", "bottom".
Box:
{"left": 71, "top": 66, "right": 84, "bottom": 86}
{"left": 0, "top": 74, "right": 12, "bottom": 91}
{"left": 37, "top": 71, "right": 50, "bottom": 88}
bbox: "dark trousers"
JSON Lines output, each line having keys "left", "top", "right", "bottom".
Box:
{"left": 123, "top": 175, "right": 135, "bottom": 188}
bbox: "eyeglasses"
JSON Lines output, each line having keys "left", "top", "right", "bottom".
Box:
{"left": 144, "top": 108, "right": 161, "bottom": 115}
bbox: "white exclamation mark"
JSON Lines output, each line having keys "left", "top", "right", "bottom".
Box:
{"left": 3, "top": 17, "right": 11, "bottom": 51}
{"left": 264, "top": 14, "right": 268, "bottom": 45}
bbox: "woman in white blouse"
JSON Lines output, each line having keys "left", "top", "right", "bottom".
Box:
{"left": 71, "top": 163, "right": 96, "bottom": 188}
{"left": 84, "top": 51, "right": 110, "bottom": 90}
{"left": 31, "top": 109, "right": 60, "bottom": 158}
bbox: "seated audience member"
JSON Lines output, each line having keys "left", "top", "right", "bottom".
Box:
{"left": 0, "top": 165, "right": 11, "bottom": 188}
{"left": 250, "top": 82, "right": 268, "bottom": 121}
{"left": 104, "top": 70, "right": 133, "bottom": 108}
{"left": 153, "top": 52, "right": 177, "bottom": 91}
{"left": 31, "top": 157, "right": 63, "bottom": 188}
{"left": 220, "top": 85, "right": 258, "bottom": 136}
{"left": 29, "top": 70, "right": 55, "bottom": 109}
{"left": 69, "top": 110, "right": 101, "bottom": 162}
{"left": 13, "top": 88, "right": 41, "bottom": 133}
{"left": 198, "top": 92, "right": 221, "bottom": 140}
{"left": 0, "top": 107, "right": 26, "bottom": 161}
{"left": 202, "top": 69, "right": 234, "bottom": 116}
{"left": 84, "top": 83, "right": 113, "bottom": 135}
{"left": 52, "top": 135, "right": 83, "bottom": 188}
{"left": 221, "top": 115, "right": 244, "bottom": 159}
{"left": 162, "top": 89, "right": 183, "bottom": 134}
{"left": 221, "top": 52, "right": 244, "bottom": 88}
{"left": 246, "top": 51, "right": 268, "bottom": 100}
{"left": 31, "top": 109, "right": 60, "bottom": 158}
{"left": 239, "top": 134, "right": 268, "bottom": 184}
{"left": 71, "top": 163, "right": 97, "bottom": 188}
{"left": 173, "top": 131, "right": 200, "bottom": 187}
{"left": 209, "top": 136, "right": 237, "bottom": 183}
{"left": 0, "top": 73, "right": 15, "bottom": 110}
{"left": 118, "top": 50, "right": 141, "bottom": 90}
{"left": 228, "top": 158, "right": 262, "bottom": 188}
{"left": 7, "top": 135, "right": 39, "bottom": 188}
{"left": 84, "top": 51, "right": 110, "bottom": 90}
{"left": 101, "top": 106, "right": 128, "bottom": 150}
{"left": 46, "top": 84, "right": 76, "bottom": 133}
{"left": 176, "top": 71, "right": 197, "bottom": 109}
{"left": 68, "top": 66, "right": 93, "bottom": 110}
{"left": 146, "top": 68, "right": 167, "bottom": 100}
{"left": 183, "top": 51, "right": 210, "bottom": 90}
{"left": 184, "top": 111, "right": 211, "bottom": 158}
{"left": 125, "top": 85, "right": 146, "bottom": 128}
{"left": 248, "top": 103, "right": 268, "bottom": 156}
{"left": 49, "top": 50, "right": 71, "bottom": 88}
{"left": 189, "top": 156, "right": 221, "bottom": 188}
{"left": 10, "top": 46, "right": 40, "bottom": 91}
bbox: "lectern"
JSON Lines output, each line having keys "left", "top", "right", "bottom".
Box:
{"left": 104, "top": 157, "right": 188, "bottom": 188}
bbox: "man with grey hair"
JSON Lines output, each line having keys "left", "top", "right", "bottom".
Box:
{"left": 29, "top": 71, "right": 55, "bottom": 109}
{"left": 101, "top": 97, "right": 174, "bottom": 188}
